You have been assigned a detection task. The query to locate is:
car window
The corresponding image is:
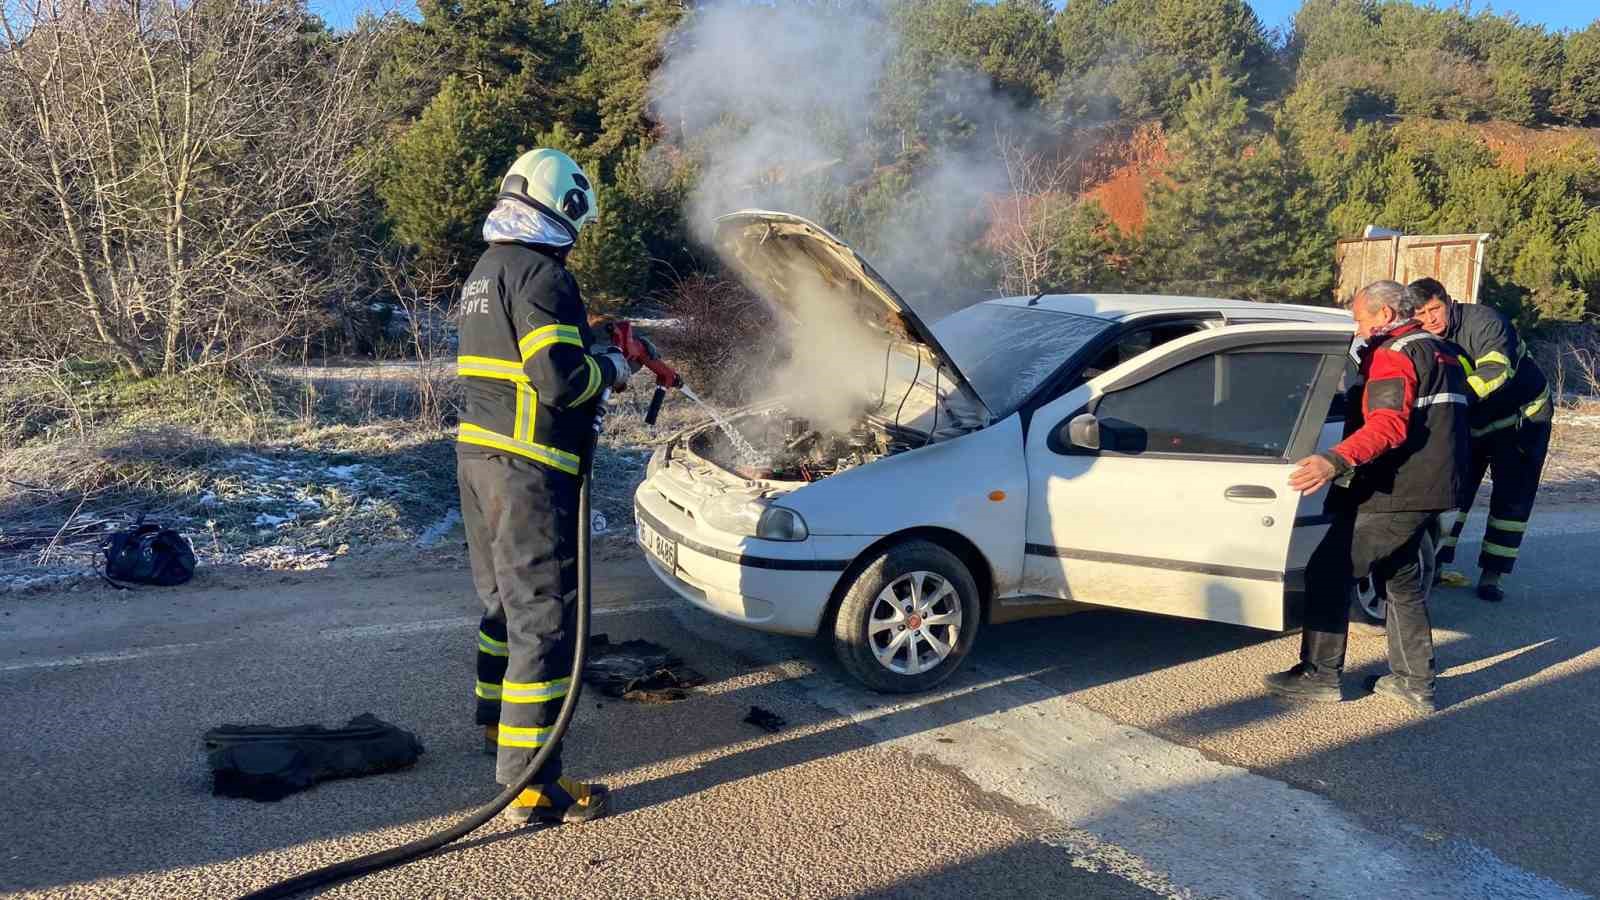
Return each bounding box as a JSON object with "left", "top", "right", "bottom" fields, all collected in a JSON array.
[
  {"left": 1093, "top": 352, "right": 1322, "bottom": 458},
  {"left": 1076, "top": 320, "right": 1213, "bottom": 384},
  {"left": 932, "top": 305, "right": 1111, "bottom": 417}
]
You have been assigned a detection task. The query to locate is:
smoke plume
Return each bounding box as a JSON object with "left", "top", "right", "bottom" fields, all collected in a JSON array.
[{"left": 649, "top": 4, "right": 1059, "bottom": 429}]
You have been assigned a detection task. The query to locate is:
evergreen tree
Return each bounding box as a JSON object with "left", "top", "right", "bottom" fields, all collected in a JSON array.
[
  {"left": 1136, "top": 69, "right": 1326, "bottom": 302},
  {"left": 378, "top": 77, "right": 525, "bottom": 275}
]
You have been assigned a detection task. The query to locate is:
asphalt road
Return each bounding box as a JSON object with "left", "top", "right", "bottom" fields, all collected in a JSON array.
[{"left": 2, "top": 506, "right": 1596, "bottom": 899}]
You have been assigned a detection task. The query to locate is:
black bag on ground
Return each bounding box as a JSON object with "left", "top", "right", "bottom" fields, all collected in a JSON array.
[
  {"left": 102, "top": 519, "right": 196, "bottom": 586},
  {"left": 204, "top": 713, "right": 425, "bottom": 802}
]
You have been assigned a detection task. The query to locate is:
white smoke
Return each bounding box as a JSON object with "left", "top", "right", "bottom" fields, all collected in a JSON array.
[
  {"left": 648, "top": 3, "right": 1062, "bottom": 431},
  {"left": 649, "top": 4, "right": 893, "bottom": 237}
]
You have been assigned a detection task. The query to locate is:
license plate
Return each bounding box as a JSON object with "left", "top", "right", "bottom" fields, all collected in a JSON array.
[{"left": 639, "top": 521, "right": 676, "bottom": 572}]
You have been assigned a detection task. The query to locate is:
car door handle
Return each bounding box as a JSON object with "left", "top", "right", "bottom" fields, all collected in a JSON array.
[{"left": 1225, "top": 485, "right": 1277, "bottom": 501}]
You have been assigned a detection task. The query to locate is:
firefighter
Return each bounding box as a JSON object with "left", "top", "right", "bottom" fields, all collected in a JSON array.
[
  {"left": 1265, "top": 280, "right": 1470, "bottom": 713},
  {"left": 1409, "top": 277, "right": 1552, "bottom": 603},
  {"left": 455, "top": 148, "right": 637, "bottom": 824}
]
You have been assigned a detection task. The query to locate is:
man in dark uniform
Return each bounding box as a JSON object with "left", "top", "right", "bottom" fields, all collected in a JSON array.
[
  {"left": 1409, "top": 277, "right": 1552, "bottom": 603},
  {"left": 1265, "top": 280, "right": 1470, "bottom": 713},
  {"left": 455, "top": 148, "right": 636, "bottom": 824}
]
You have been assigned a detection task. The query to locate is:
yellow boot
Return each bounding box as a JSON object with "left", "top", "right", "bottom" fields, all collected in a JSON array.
[
  {"left": 483, "top": 725, "right": 498, "bottom": 757},
  {"left": 503, "top": 776, "right": 611, "bottom": 825}
]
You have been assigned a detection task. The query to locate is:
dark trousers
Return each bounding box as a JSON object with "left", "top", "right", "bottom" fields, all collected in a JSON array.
[
  {"left": 1301, "top": 510, "right": 1438, "bottom": 692},
  {"left": 458, "top": 452, "right": 579, "bottom": 785},
  {"left": 1437, "top": 411, "right": 1551, "bottom": 575}
]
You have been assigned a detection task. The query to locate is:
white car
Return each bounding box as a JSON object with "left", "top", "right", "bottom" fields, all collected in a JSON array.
[{"left": 635, "top": 210, "right": 1365, "bottom": 692}]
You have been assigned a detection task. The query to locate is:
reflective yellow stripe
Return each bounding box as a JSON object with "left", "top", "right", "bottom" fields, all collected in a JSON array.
[
  {"left": 1475, "top": 350, "right": 1512, "bottom": 369},
  {"left": 457, "top": 423, "right": 580, "bottom": 474},
  {"left": 1471, "top": 414, "right": 1519, "bottom": 437},
  {"left": 1457, "top": 355, "right": 1474, "bottom": 375},
  {"left": 1523, "top": 392, "right": 1547, "bottom": 418},
  {"left": 497, "top": 723, "right": 554, "bottom": 748},
  {"left": 519, "top": 324, "right": 584, "bottom": 362},
  {"left": 475, "top": 681, "right": 503, "bottom": 700},
  {"left": 570, "top": 356, "right": 602, "bottom": 408},
  {"left": 1440, "top": 535, "right": 1459, "bottom": 547},
  {"left": 513, "top": 382, "right": 527, "bottom": 441},
  {"left": 1482, "top": 542, "right": 1520, "bottom": 558},
  {"left": 502, "top": 676, "right": 571, "bottom": 704},
  {"left": 1487, "top": 517, "right": 1528, "bottom": 533},
  {"left": 478, "top": 630, "right": 509, "bottom": 657},
  {"left": 458, "top": 355, "right": 529, "bottom": 383},
  {"left": 1467, "top": 371, "right": 1507, "bottom": 398}
]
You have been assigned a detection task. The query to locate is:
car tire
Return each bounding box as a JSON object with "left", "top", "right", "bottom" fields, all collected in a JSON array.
[
  {"left": 831, "top": 540, "right": 981, "bottom": 693},
  {"left": 1349, "top": 525, "right": 1440, "bottom": 627}
]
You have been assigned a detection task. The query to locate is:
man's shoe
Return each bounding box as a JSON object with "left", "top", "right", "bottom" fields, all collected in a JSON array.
[
  {"left": 1477, "top": 582, "right": 1505, "bottom": 603},
  {"left": 1368, "top": 674, "right": 1437, "bottom": 713},
  {"left": 1263, "top": 664, "right": 1341, "bottom": 702},
  {"left": 503, "top": 777, "right": 610, "bottom": 825},
  {"left": 1437, "top": 569, "right": 1472, "bottom": 589},
  {"left": 483, "top": 725, "right": 498, "bottom": 757}
]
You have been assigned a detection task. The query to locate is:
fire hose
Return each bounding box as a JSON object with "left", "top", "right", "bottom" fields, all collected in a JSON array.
[{"left": 239, "top": 324, "right": 676, "bottom": 899}]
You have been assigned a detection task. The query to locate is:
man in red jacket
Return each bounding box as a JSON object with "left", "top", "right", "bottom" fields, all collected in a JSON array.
[{"left": 1264, "top": 280, "right": 1471, "bottom": 713}]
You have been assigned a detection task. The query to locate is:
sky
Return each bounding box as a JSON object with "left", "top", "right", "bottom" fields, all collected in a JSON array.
[
  {"left": 306, "top": 0, "right": 1595, "bottom": 35},
  {"left": 1251, "top": 0, "right": 1597, "bottom": 32}
]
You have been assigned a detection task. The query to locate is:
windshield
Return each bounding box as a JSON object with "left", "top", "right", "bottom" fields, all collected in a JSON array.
[{"left": 932, "top": 304, "right": 1111, "bottom": 416}]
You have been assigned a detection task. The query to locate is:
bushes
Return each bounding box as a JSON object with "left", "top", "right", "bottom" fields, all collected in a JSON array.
[{"left": 651, "top": 274, "right": 778, "bottom": 405}]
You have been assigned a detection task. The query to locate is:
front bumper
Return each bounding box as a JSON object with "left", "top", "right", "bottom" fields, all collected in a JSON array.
[{"left": 633, "top": 482, "right": 846, "bottom": 636}]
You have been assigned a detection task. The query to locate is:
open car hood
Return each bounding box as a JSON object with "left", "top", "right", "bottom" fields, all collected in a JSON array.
[{"left": 712, "top": 210, "right": 992, "bottom": 423}]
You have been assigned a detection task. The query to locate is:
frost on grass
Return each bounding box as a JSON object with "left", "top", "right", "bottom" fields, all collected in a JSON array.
[
  {"left": 1, "top": 365, "right": 740, "bottom": 590},
  {"left": 0, "top": 424, "right": 457, "bottom": 587}
]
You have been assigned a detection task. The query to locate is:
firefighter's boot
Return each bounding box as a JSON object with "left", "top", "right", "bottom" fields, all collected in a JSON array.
[
  {"left": 503, "top": 777, "right": 610, "bottom": 825},
  {"left": 483, "top": 725, "right": 498, "bottom": 757},
  {"left": 1477, "top": 570, "right": 1505, "bottom": 603}
]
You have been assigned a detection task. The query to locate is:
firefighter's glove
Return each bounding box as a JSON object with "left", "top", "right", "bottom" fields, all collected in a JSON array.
[
  {"left": 635, "top": 335, "right": 660, "bottom": 362},
  {"left": 597, "top": 349, "right": 636, "bottom": 389}
]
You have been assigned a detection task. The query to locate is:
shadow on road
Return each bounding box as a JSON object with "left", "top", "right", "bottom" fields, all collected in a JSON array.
[{"left": 3, "top": 532, "right": 1596, "bottom": 896}]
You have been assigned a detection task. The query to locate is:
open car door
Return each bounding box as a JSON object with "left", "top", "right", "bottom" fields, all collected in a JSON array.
[{"left": 1021, "top": 323, "right": 1353, "bottom": 630}]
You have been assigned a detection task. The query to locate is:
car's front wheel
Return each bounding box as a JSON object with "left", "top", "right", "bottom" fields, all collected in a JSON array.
[{"left": 831, "top": 540, "right": 981, "bottom": 693}]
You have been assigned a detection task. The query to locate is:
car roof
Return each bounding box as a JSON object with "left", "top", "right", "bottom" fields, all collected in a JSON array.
[{"left": 983, "top": 292, "right": 1350, "bottom": 324}]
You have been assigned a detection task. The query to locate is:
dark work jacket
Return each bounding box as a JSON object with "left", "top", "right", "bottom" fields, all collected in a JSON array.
[
  {"left": 455, "top": 242, "right": 620, "bottom": 475},
  {"left": 1324, "top": 321, "right": 1471, "bottom": 514},
  {"left": 1438, "top": 302, "right": 1550, "bottom": 436}
]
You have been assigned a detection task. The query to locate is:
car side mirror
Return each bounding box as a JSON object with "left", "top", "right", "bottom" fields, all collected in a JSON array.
[{"left": 1065, "top": 413, "right": 1100, "bottom": 451}]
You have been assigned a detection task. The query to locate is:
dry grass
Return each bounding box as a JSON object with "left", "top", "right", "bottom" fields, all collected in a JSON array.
[
  {"left": 0, "top": 360, "right": 459, "bottom": 578},
  {"left": 1525, "top": 327, "right": 1600, "bottom": 502}
]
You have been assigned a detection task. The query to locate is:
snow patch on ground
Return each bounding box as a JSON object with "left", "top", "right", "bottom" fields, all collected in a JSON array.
[{"left": 416, "top": 508, "right": 462, "bottom": 548}]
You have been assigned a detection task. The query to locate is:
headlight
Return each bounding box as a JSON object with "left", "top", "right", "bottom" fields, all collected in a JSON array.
[
  {"left": 756, "top": 506, "right": 809, "bottom": 542},
  {"left": 699, "top": 495, "right": 809, "bottom": 542},
  {"left": 700, "top": 493, "right": 766, "bottom": 536}
]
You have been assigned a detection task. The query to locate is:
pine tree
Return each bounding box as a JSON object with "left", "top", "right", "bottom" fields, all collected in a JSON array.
[
  {"left": 1135, "top": 68, "right": 1326, "bottom": 302},
  {"left": 378, "top": 77, "right": 525, "bottom": 275}
]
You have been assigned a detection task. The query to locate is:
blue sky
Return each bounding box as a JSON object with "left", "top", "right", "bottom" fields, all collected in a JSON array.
[
  {"left": 1252, "top": 0, "right": 1596, "bottom": 32},
  {"left": 307, "top": 0, "right": 1595, "bottom": 34}
]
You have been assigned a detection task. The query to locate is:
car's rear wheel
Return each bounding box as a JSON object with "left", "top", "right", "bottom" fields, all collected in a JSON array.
[
  {"left": 831, "top": 540, "right": 980, "bottom": 693},
  {"left": 1349, "top": 523, "right": 1440, "bottom": 627}
]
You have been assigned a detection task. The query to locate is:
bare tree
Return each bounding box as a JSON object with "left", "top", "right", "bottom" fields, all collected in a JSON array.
[
  {"left": 0, "top": 0, "right": 388, "bottom": 376},
  {"left": 988, "top": 127, "right": 1085, "bottom": 297}
]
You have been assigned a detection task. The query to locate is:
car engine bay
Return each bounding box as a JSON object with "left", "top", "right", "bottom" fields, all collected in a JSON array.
[{"left": 684, "top": 408, "right": 925, "bottom": 483}]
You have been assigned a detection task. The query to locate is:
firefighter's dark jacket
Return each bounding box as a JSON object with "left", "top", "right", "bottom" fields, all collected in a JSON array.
[
  {"left": 1439, "top": 302, "right": 1549, "bottom": 436},
  {"left": 1322, "top": 321, "right": 1470, "bottom": 513},
  {"left": 455, "top": 241, "right": 620, "bottom": 475}
]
